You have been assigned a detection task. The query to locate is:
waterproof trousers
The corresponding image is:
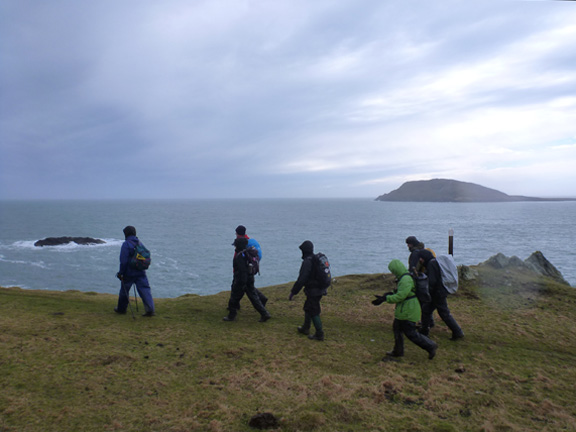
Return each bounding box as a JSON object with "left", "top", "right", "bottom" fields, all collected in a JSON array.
[
  {"left": 227, "top": 277, "right": 269, "bottom": 319},
  {"left": 392, "top": 319, "right": 436, "bottom": 356},
  {"left": 117, "top": 275, "right": 155, "bottom": 314},
  {"left": 421, "top": 288, "right": 463, "bottom": 337}
]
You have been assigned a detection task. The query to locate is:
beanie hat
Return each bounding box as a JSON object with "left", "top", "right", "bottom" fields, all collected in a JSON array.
[
  {"left": 405, "top": 236, "right": 420, "bottom": 246},
  {"left": 123, "top": 226, "right": 136, "bottom": 238},
  {"left": 417, "top": 248, "right": 434, "bottom": 265},
  {"left": 235, "top": 225, "right": 247, "bottom": 236}
]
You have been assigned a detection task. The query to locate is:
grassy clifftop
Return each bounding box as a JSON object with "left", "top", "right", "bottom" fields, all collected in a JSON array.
[{"left": 1, "top": 265, "right": 575, "bottom": 432}]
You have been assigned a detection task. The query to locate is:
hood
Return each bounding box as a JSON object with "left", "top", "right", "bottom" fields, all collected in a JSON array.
[
  {"left": 233, "top": 237, "right": 249, "bottom": 252},
  {"left": 299, "top": 240, "right": 314, "bottom": 256},
  {"left": 388, "top": 259, "right": 407, "bottom": 278}
]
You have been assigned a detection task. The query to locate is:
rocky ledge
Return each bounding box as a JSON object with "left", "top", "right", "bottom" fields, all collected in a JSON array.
[
  {"left": 459, "top": 251, "right": 569, "bottom": 286},
  {"left": 34, "top": 237, "right": 106, "bottom": 247}
]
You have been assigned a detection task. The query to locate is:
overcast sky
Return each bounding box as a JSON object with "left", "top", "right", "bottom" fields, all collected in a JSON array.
[{"left": 1, "top": 0, "right": 575, "bottom": 199}]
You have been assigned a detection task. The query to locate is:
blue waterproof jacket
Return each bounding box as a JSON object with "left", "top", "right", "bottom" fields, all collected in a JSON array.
[
  {"left": 119, "top": 235, "right": 147, "bottom": 278},
  {"left": 247, "top": 238, "right": 262, "bottom": 260}
]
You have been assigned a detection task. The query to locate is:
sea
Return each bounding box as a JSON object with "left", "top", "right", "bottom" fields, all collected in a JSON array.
[{"left": 0, "top": 199, "right": 574, "bottom": 297}]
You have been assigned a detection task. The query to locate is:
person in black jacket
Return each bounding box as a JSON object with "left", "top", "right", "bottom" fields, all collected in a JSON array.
[
  {"left": 223, "top": 237, "right": 271, "bottom": 322},
  {"left": 416, "top": 249, "right": 464, "bottom": 340},
  {"left": 288, "top": 240, "right": 326, "bottom": 341}
]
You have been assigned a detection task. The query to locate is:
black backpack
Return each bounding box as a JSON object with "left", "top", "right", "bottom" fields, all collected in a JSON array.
[
  {"left": 400, "top": 272, "right": 431, "bottom": 304},
  {"left": 243, "top": 247, "right": 260, "bottom": 275},
  {"left": 313, "top": 253, "right": 332, "bottom": 289}
]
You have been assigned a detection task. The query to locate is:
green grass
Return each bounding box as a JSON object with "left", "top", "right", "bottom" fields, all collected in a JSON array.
[{"left": 1, "top": 266, "right": 576, "bottom": 431}]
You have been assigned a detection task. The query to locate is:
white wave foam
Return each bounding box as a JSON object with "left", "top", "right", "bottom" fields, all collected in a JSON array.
[
  {"left": 8, "top": 238, "right": 123, "bottom": 251},
  {"left": 0, "top": 256, "right": 48, "bottom": 269}
]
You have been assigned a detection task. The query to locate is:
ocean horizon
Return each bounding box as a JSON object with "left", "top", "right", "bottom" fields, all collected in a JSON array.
[{"left": 1, "top": 198, "right": 574, "bottom": 298}]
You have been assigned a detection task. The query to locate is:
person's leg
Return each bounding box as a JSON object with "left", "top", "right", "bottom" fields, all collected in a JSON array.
[
  {"left": 305, "top": 296, "right": 324, "bottom": 341},
  {"left": 402, "top": 320, "right": 438, "bottom": 359},
  {"left": 245, "top": 281, "right": 270, "bottom": 321},
  {"left": 420, "top": 301, "right": 436, "bottom": 336},
  {"left": 134, "top": 276, "right": 155, "bottom": 315},
  {"left": 298, "top": 313, "right": 312, "bottom": 335},
  {"left": 115, "top": 280, "right": 131, "bottom": 313},
  {"left": 224, "top": 281, "right": 244, "bottom": 321},
  {"left": 256, "top": 289, "right": 268, "bottom": 307},
  {"left": 387, "top": 318, "right": 404, "bottom": 357},
  {"left": 435, "top": 293, "right": 464, "bottom": 339}
]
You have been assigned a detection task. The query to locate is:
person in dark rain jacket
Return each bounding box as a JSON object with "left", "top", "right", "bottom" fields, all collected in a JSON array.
[
  {"left": 234, "top": 225, "right": 267, "bottom": 307},
  {"left": 223, "top": 237, "right": 271, "bottom": 322},
  {"left": 289, "top": 240, "right": 326, "bottom": 341},
  {"left": 416, "top": 250, "right": 464, "bottom": 340}
]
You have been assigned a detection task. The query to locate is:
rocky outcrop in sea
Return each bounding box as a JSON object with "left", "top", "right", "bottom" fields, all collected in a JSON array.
[{"left": 34, "top": 237, "right": 106, "bottom": 247}]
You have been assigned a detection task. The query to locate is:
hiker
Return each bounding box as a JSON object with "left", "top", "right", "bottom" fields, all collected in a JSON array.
[
  {"left": 372, "top": 259, "right": 437, "bottom": 359},
  {"left": 288, "top": 240, "right": 327, "bottom": 341},
  {"left": 115, "top": 225, "right": 155, "bottom": 317},
  {"left": 416, "top": 250, "right": 465, "bottom": 340},
  {"left": 223, "top": 237, "right": 271, "bottom": 322},
  {"left": 406, "top": 236, "right": 435, "bottom": 273},
  {"left": 234, "top": 225, "right": 267, "bottom": 307}
]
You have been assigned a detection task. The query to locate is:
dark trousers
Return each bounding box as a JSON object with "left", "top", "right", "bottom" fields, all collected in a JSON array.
[
  {"left": 421, "top": 289, "right": 463, "bottom": 337},
  {"left": 302, "top": 295, "right": 323, "bottom": 334},
  {"left": 118, "top": 275, "right": 154, "bottom": 314},
  {"left": 392, "top": 319, "right": 436, "bottom": 355},
  {"left": 228, "top": 277, "right": 268, "bottom": 318}
]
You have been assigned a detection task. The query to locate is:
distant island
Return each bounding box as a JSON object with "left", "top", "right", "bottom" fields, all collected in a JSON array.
[{"left": 375, "top": 179, "right": 576, "bottom": 202}]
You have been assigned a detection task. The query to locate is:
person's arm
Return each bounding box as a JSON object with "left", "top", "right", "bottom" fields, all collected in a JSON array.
[
  {"left": 118, "top": 241, "right": 131, "bottom": 275},
  {"left": 290, "top": 258, "right": 312, "bottom": 298},
  {"left": 386, "top": 276, "right": 414, "bottom": 303}
]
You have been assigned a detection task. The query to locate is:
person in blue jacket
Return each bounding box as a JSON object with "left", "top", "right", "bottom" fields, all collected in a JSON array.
[{"left": 115, "top": 226, "right": 155, "bottom": 317}]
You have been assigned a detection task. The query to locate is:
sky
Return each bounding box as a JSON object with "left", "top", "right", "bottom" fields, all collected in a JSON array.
[{"left": 1, "top": 0, "right": 576, "bottom": 200}]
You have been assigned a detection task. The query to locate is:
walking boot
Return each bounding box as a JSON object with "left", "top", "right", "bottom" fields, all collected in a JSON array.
[
  {"left": 385, "top": 350, "right": 403, "bottom": 358},
  {"left": 259, "top": 313, "right": 271, "bottom": 322},
  {"left": 308, "top": 331, "right": 324, "bottom": 341},
  {"left": 222, "top": 315, "right": 236, "bottom": 322},
  {"left": 297, "top": 326, "right": 310, "bottom": 335},
  {"left": 450, "top": 332, "right": 464, "bottom": 341},
  {"left": 428, "top": 343, "right": 438, "bottom": 360}
]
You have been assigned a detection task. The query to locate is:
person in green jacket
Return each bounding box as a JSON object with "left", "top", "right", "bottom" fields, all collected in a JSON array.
[{"left": 373, "top": 259, "right": 438, "bottom": 360}]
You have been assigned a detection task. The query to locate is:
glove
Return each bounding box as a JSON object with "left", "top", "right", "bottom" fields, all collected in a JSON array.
[
  {"left": 288, "top": 293, "right": 295, "bottom": 301},
  {"left": 116, "top": 272, "right": 124, "bottom": 281},
  {"left": 372, "top": 295, "right": 386, "bottom": 306}
]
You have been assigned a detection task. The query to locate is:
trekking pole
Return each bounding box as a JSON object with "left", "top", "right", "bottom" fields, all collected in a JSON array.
[
  {"left": 123, "top": 282, "right": 136, "bottom": 320},
  {"left": 133, "top": 284, "right": 139, "bottom": 313}
]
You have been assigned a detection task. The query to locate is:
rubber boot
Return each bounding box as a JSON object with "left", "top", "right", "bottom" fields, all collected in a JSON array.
[
  {"left": 308, "top": 315, "right": 324, "bottom": 341},
  {"left": 298, "top": 314, "right": 311, "bottom": 335}
]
